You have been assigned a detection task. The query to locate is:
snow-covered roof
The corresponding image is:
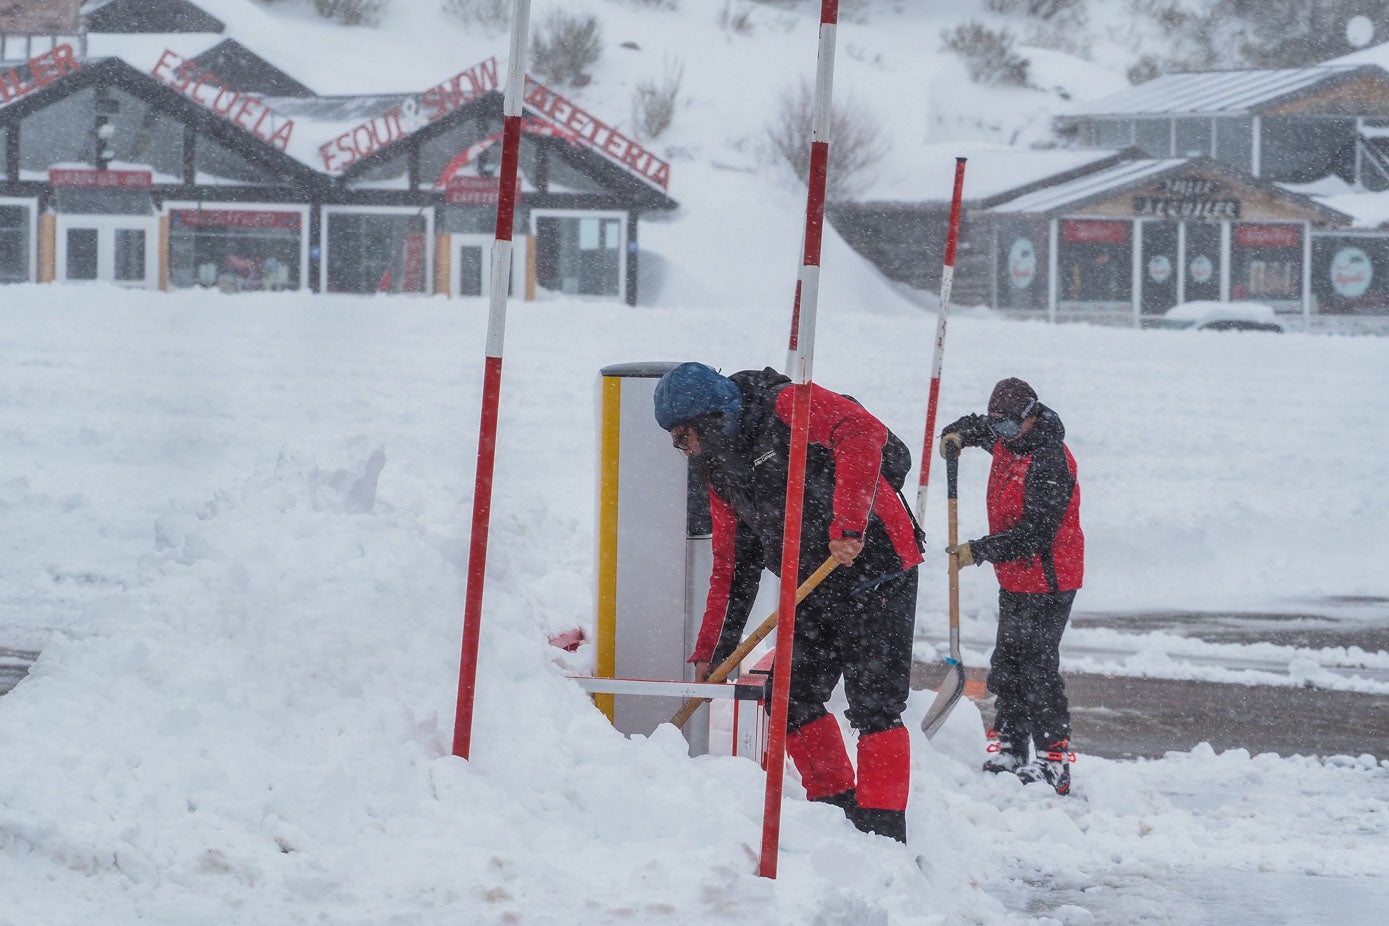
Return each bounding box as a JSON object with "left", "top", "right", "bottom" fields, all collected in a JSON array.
[
  {"left": 1075, "top": 65, "right": 1382, "bottom": 117},
  {"left": 857, "top": 145, "right": 1127, "bottom": 204},
  {"left": 986, "top": 157, "right": 1189, "bottom": 213}
]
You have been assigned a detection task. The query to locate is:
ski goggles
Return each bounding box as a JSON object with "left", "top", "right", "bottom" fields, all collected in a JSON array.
[{"left": 988, "top": 398, "right": 1036, "bottom": 440}]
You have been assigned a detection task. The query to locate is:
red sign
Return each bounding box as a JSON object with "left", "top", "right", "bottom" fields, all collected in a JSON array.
[
  {"left": 150, "top": 49, "right": 295, "bottom": 151},
  {"left": 420, "top": 58, "right": 501, "bottom": 124},
  {"left": 1062, "top": 220, "right": 1128, "bottom": 244},
  {"left": 169, "top": 209, "right": 302, "bottom": 230},
  {"left": 1236, "top": 224, "right": 1301, "bottom": 248},
  {"left": 445, "top": 176, "right": 502, "bottom": 205},
  {"left": 49, "top": 168, "right": 152, "bottom": 189},
  {"left": 523, "top": 79, "right": 671, "bottom": 190},
  {"left": 0, "top": 43, "right": 79, "bottom": 106}
]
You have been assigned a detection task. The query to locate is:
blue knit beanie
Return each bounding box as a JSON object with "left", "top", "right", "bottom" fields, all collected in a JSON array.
[{"left": 653, "top": 362, "right": 742, "bottom": 431}]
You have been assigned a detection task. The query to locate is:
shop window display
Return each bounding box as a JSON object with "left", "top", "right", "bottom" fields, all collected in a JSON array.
[
  {"left": 1230, "top": 223, "right": 1303, "bottom": 313},
  {"left": 325, "top": 211, "right": 428, "bottom": 294},
  {"left": 1057, "top": 219, "right": 1132, "bottom": 315},
  {"left": 168, "top": 209, "right": 302, "bottom": 292}
]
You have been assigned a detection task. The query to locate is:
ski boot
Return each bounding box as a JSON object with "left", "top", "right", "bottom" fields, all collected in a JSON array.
[
  {"left": 982, "top": 727, "right": 1028, "bottom": 775},
  {"left": 1016, "top": 738, "right": 1075, "bottom": 795}
]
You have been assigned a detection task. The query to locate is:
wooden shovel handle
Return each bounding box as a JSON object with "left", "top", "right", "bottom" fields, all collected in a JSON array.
[{"left": 669, "top": 556, "right": 838, "bottom": 729}]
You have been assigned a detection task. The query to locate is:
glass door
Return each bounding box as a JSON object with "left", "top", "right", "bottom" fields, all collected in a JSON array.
[
  {"left": 1140, "top": 221, "right": 1179, "bottom": 316},
  {"left": 56, "top": 217, "right": 157, "bottom": 288}
]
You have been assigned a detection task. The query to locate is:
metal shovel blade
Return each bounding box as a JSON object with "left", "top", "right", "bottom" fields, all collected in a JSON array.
[{"left": 920, "top": 659, "right": 965, "bottom": 737}]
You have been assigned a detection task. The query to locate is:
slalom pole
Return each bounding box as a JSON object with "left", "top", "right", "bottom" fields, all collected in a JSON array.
[
  {"left": 452, "top": 0, "right": 532, "bottom": 761},
  {"left": 914, "top": 157, "right": 967, "bottom": 526},
  {"left": 760, "top": 0, "right": 840, "bottom": 881}
]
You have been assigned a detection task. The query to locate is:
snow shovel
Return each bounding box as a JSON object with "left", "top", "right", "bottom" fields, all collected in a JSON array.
[
  {"left": 669, "top": 556, "right": 838, "bottom": 730},
  {"left": 920, "top": 447, "right": 965, "bottom": 738}
]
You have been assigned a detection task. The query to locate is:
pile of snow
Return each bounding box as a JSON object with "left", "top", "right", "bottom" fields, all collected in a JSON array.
[{"left": 0, "top": 285, "right": 1386, "bottom": 923}]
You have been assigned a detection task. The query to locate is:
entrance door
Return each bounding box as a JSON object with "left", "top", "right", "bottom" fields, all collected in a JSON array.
[
  {"left": 1182, "top": 222, "right": 1222, "bottom": 303},
  {"left": 56, "top": 217, "right": 158, "bottom": 288},
  {"left": 533, "top": 213, "right": 625, "bottom": 299},
  {"left": 1140, "top": 222, "right": 1179, "bottom": 316},
  {"left": 449, "top": 234, "right": 515, "bottom": 298}
]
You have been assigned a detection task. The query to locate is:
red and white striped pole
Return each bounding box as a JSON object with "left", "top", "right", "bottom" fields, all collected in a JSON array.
[
  {"left": 453, "top": 0, "right": 531, "bottom": 761},
  {"left": 760, "top": 0, "right": 840, "bottom": 880},
  {"left": 914, "top": 157, "right": 967, "bottom": 526}
]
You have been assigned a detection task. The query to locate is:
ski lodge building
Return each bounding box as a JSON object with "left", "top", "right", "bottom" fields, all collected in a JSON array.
[
  {"left": 0, "top": 0, "right": 676, "bottom": 304},
  {"left": 833, "top": 63, "right": 1389, "bottom": 332}
]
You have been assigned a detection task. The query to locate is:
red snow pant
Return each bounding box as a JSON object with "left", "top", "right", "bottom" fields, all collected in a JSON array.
[{"left": 777, "top": 567, "right": 916, "bottom": 814}]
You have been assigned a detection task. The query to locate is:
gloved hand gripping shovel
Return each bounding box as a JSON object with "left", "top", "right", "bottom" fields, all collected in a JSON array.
[
  {"left": 920, "top": 447, "right": 965, "bottom": 737},
  {"left": 669, "top": 556, "right": 838, "bottom": 730}
]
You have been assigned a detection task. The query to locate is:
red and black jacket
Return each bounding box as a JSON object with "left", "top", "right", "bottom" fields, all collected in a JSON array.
[
  {"left": 690, "top": 368, "right": 924, "bottom": 665},
  {"left": 944, "top": 406, "right": 1083, "bottom": 594}
]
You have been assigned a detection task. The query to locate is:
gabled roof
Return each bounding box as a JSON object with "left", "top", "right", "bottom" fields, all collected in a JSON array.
[
  {"left": 83, "top": 0, "right": 224, "bottom": 34},
  {"left": 191, "top": 39, "right": 315, "bottom": 97},
  {"left": 1072, "top": 65, "right": 1389, "bottom": 117},
  {"left": 0, "top": 55, "right": 319, "bottom": 188},
  {"left": 984, "top": 156, "right": 1352, "bottom": 225}
]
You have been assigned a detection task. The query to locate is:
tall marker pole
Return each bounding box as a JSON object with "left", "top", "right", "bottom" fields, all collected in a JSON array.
[
  {"left": 760, "top": 0, "right": 840, "bottom": 880},
  {"left": 914, "top": 157, "right": 967, "bottom": 525},
  {"left": 916, "top": 158, "right": 969, "bottom": 739},
  {"left": 453, "top": 0, "right": 532, "bottom": 761}
]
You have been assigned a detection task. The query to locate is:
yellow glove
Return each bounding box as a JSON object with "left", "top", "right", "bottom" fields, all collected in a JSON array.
[
  {"left": 939, "top": 432, "right": 964, "bottom": 459},
  {"left": 946, "top": 541, "right": 975, "bottom": 567}
]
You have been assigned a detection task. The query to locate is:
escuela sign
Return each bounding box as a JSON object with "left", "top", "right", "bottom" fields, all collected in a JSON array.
[{"left": 0, "top": 0, "right": 81, "bottom": 33}]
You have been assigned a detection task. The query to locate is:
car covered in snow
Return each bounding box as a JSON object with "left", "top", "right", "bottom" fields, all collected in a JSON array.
[{"left": 1151, "top": 300, "right": 1286, "bottom": 333}]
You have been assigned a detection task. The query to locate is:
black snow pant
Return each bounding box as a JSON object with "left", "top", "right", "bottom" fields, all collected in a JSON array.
[
  {"left": 987, "top": 588, "right": 1076, "bottom": 759},
  {"left": 768, "top": 567, "right": 918, "bottom": 735}
]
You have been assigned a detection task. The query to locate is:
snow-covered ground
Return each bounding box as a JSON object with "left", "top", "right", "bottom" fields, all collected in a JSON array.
[
  {"left": 1, "top": 277, "right": 1387, "bottom": 925},
  {"left": 1, "top": 1, "right": 1387, "bottom": 923}
]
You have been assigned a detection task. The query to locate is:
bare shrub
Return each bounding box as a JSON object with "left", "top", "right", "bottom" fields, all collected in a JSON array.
[
  {"left": 312, "top": 0, "right": 385, "bottom": 26},
  {"left": 530, "top": 10, "right": 603, "bottom": 87},
  {"left": 441, "top": 0, "right": 510, "bottom": 29},
  {"left": 941, "top": 22, "right": 1030, "bottom": 88},
  {"left": 718, "top": 1, "right": 755, "bottom": 34},
  {"left": 631, "top": 59, "right": 684, "bottom": 140},
  {"left": 767, "top": 80, "right": 889, "bottom": 201},
  {"left": 984, "top": 0, "right": 1085, "bottom": 18}
]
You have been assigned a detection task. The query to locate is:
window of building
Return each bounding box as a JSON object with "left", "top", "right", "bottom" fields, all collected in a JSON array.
[
  {"left": 1230, "top": 223, "right": 1302, "bottom": 313},
  {"left": 1174, "top": 118, "right": 1212, "bottom": 158},
  {"left": 195, "top": 133, "right": 279, "bottom": 185},
  {"left": 65, "top": 227, "right": 99, "bottom": 280},
  {"left": 20, "top": 86, "right": 96, "bottom": 171},
  {"left": 167, "top": 209, "right": 303, "bottom": 291},
  {"left": 1214, "top": 118, "right": 1253, "bottom": 173},
  {"left": 0, "top": 204, "right": 31, "bottom": 283},
  {"left": 1259, "top": 117, "right": 1355, "bottom": 183},
  {"left": 419, "top": 117, "right": 493, "bottom": 187},
  {"left": 1310, "top": 235, "right": 1389, "bottom": 315},
  {"left": 1056, "top": 219, "right": 1132, "bottom": 315},
  {"left": 324, "top": 210, "right": 429, "bottom": 294},
  {"left": 1134, "top": 119, "right": 1171, "bottom": 157},
  {"left": 994, "top": 218, "right": 1047, "bottom": 311},
  {"left": 107, "top": 87, "right": 184, "bottom": 181},
  {"left": 534, "top": 213, "right": 623, "bottom": 298},
  {"left": 346, "top": 149, "right": 410, "bottom": 190},
  {"left": 1094, "top": 119, "right": 1132, "bottom": 149}
]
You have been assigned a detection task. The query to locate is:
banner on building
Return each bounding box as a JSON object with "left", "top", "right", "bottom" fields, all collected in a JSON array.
[{"left": 0, "top": 0, "right": 81, "bottom": 33}]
